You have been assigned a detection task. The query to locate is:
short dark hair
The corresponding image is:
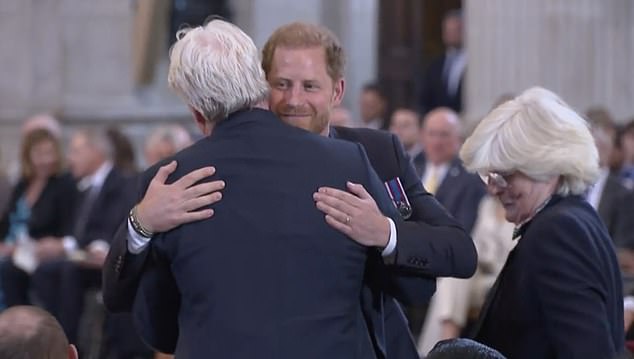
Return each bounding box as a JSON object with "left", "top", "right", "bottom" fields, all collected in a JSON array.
[
  {"left": 426, "top": 338, "right": 507, "bottom": 359},
  {"left": 0, "top": 306, "right": 70, "bottom": 359}
]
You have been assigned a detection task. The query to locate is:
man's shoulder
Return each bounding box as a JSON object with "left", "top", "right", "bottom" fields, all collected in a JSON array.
[{"left": 332, "top": 126, "right": 395, "bottom": 150}]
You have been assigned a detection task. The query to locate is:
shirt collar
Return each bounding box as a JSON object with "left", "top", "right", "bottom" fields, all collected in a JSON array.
[{"left": 77, "top": 161, "right": 113, "bottom": 192}]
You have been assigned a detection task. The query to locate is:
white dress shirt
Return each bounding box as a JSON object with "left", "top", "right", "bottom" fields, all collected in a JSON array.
[{"left": 128, "top": 211, "right": 398, "bottom": 257}]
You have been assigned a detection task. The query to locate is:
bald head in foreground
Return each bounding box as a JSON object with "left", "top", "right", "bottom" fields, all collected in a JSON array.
[{"left": 0, "top": 306, "right": 78, "bottom": 359}]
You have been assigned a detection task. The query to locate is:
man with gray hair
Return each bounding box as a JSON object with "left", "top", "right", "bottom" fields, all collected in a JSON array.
[
  {"left": 110, "top": 19, "right": 409, "bottom": 358},
  {"left": 0, "top": 305, "right": 78, "bottom": 359}
]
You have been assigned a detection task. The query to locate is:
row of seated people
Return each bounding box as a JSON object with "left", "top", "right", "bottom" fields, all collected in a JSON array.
[{"left": 0, "top": 115, "right": 193, "bottom": 358}]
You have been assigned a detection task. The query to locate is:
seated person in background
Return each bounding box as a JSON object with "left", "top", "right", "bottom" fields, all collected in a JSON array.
[
  {"left": 0, "top": 129, "right": 75, "bottom": 310},
  {"left": 587, "top": 120, "right": 634, "bottom": 247},
  {"left": 329, "top": 105, "right": 352, "bottom": 127},
  {"left": 388, "top": 107, "right": 422, "bottom": 161},
  {"left": 418, "top": 196, "right": 515, "bottom": 355},
  {"left": 143, "top": 124, "right": 193, "bottom": 167},
  {"left": 619, "top": 120, "right": 634, "bottom": 191},
  {"left": 106, "top": 126, "right": 139, "bottom": 175},
  {"left": 0, "top": 305, "right": 78, "bottom": 359},
  {"left": 6, "top": 113, "right": 63, "bottom": 184}
]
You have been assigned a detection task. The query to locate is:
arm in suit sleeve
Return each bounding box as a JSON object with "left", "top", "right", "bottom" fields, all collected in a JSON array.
[
  {"left": 358, "top": 143, "right": 437, "bottom": 305},
  {"left": 529, "top": 215, "right": 620, "bottom": 358},
  {"left": 102, "top": 170, "right": 157, "bottom": 312},
  {"left": 102, "top": 220, "right": 152, "bottom": 312},
  {"left": 389, "top": 134, "right": 478, "bottom": 278},
  {"left": 132, "top": 237, "right": 180, "bottom": 354}
]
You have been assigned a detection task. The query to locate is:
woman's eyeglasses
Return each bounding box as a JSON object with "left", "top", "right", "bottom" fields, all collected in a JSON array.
[{"left": 479, "top": 172, "right": 512, "bottom": 189}]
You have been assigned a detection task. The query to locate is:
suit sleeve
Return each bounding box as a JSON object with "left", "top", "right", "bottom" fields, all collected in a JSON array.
[
  {"left": 356, "top": 143, "right": 437, "bottom": 305},
  {"left": 389, "top": 134, "right": 478, "bottom": 278},
  {"left": 102, "top": 170, "right": 156, "bottom": 313},
  {"left": 132, "top": 238, "right": 180, "bottom": 353},
  {"left": 529, "top": 215, "right": 620, "bottom": 358},
  {"left": 102, "top": 220, "right": 152, "bottom": 312}
]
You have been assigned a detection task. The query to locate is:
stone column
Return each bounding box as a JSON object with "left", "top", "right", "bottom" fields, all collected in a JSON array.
[{"left": 464, "top": 0, "right": 634, "bottom": 123}]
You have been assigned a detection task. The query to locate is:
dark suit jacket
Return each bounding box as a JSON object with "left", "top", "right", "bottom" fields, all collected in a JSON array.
[
  {"left": 74, "top": 167, "right": 135, "bottom": 247},
  {"left": 598, "top": 174, "right": 634, "bottom": 247},
  {"left": 103, "top": 123, "right": 476, "bottom": 359},
  {"left": 0, "top": 173, "right": 76, "bottom": 241},
  {"left": 475, "top": 195, "right": 625, "bottom": 359},
  {"left": 413, "top": 155, "right": 486, "bottom": 234},
  {"left": 332, "top": 127, "right": 477, "bottom": 358},
  {"left": 420, "top": 53, "right": 463, "bottom": 115},
  {"left": 130, "top": 109, "right": 407, "bottom": 358}
]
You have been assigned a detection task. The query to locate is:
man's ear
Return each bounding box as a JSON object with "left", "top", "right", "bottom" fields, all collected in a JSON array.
[
  {"left": 190, "top": 107, "right": 210, "bottom": 135},
  {"left": 69, "top": 344, "right": 78, "bottom": 359},
  {"left": 332, "top": 78, "right": 345, "bottom": 106}
]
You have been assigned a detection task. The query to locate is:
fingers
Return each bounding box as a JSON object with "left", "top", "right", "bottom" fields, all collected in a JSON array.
[
  {"left": 153, "top": 161, "right": 178, "bottom": 184},
  {"left": 176, "top": 166, "right": 216, "bottom": 189},
  {"left": 346, "top": 181, "right": 372, "bottom": 200},
  {"left": 184, "top": 180, "right": 225, "bottom": 198},
  {"left": 182, "top": 192, "right": 222, "bottom": 212},
  {"left": 324, "top": 214, "right": 352, "bottom": 235},
  {"left": 179, "top": 209, "right": 215, "bottom": 224},
  {"left": 315, "top": 187, "right": 360, "bottom": 210},
  {"left": 315, "top": 198, "right": 351, "bottom": 225}
]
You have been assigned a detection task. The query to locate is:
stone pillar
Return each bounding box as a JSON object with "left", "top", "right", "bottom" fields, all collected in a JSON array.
[{"left": 464, "top": 0, "right": 634, "bottom": 123}]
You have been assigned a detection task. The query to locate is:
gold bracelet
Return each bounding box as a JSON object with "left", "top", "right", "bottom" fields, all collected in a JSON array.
[{"left": 129, "top": 205, "right": 154, "bottom": 238}]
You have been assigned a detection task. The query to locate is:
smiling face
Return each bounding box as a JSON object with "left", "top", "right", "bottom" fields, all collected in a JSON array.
[
  {"left": 485, "top": 171, "right": 559, "bottom": 224},
  {"left": 267, "top": 46, "right": 344, "bottom": 136}
]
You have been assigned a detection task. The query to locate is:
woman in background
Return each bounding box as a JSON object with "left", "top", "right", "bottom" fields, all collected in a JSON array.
[{"left": 0, "top": 128, "right": 75, "bottom": 309}]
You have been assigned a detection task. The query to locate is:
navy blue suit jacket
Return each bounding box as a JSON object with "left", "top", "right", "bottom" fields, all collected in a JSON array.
[
  {"left": 332, "top": 127, "right": 476, "bottom": 359},
  {"left": 475, "top": 195, "right": 625, "bottom": 358},
  {"left": 103, "top": 123, "right": 476, "bottom": 359},
  {"left": 132, "top": 109, "right": 404, "bottom": 358}
]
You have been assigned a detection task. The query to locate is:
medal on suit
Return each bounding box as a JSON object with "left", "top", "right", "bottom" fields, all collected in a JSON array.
[{"left": 384, "top": 177, "right": 412, "bottom": 220}]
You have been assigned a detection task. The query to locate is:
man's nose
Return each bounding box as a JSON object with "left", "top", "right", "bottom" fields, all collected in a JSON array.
[{"left": 284, "top": 86, "right": 305, "bottom": 106}]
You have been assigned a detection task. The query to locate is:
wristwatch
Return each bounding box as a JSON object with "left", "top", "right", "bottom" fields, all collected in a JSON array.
[{"left": 129, "top": 205, "right": 154, "bottom": 238}]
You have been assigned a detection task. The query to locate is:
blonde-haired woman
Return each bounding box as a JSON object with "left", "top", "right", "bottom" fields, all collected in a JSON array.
[{"left": 461, "top": 87, "right": 625, "bottom": 358}]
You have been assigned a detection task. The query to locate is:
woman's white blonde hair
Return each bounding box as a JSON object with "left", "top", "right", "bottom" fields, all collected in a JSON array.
[
  {"left": 459, "top": 87, "right": 599, "bottom": 195},
  {"left": 168, "top": 19, "right": 269, "bottom": 123}
]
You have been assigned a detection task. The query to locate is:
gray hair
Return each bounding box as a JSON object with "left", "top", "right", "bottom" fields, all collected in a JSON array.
[
  {"left": 459, "top": 87, "right": 599, "bottom": 196},
  {"left": 75, "top": 129, "right": 113, "bottom": 160},
  {"left": 145, "top": 124, "right": 192, "bottom": 152},
  {"left": 168, "top": 19, "right": 269, "bottom": 123}
]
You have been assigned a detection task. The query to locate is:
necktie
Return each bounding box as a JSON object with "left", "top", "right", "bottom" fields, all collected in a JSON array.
[
  {"left": 424, "top": 168, "right": 439, "bottom": 195},
  {"left": 73, "top": 185, "right": 99, "bottom": 244}
]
